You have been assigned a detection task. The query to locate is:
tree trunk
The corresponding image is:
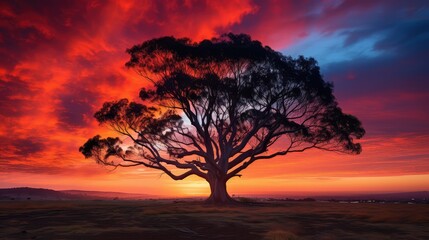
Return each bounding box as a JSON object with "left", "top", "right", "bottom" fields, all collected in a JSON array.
[{"left": 205, "top": 177, "right": 235, "bottom": 204}]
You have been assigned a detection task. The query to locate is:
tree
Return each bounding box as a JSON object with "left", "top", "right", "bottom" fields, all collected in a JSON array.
[{"left": 80, "top": 33, "right": 365, "bottom": 204}]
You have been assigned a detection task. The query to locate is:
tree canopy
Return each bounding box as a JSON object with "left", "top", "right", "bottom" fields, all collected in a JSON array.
[{"left": 80, "top": 33, "right": 365, "bottom": 204}]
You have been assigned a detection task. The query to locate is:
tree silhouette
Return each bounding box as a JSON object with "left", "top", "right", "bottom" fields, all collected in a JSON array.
[{"left": 80, "top": 33, "right": 365, "bottom": 204}]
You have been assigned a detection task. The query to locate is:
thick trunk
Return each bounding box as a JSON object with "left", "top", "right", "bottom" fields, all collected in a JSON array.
[{"left": 205, "top": 177, "right": 235, "bottom": 204}]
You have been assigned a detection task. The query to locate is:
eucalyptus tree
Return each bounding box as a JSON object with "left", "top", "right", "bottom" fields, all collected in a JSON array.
[{"left": 80, "top": 33, "right": 365, "bottom": 204}]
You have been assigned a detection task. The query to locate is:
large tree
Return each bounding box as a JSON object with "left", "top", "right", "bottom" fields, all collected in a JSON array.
[{"left": 80, "top": 33, "right": 365, "bottom": 204}]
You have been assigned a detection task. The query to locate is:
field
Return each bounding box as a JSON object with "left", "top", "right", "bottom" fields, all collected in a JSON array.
[{"left": 1, "top": 200, "right": 429, "bottom": 239}]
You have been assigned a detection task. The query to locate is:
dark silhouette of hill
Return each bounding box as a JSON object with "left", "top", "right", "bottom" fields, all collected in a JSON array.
[
  {"left": 61, "top": 190, "right": 154, "bottom": 200},
  {"left": 0, "top": 187, "right": 153, "bottom": 200},
  {"left": 312, "top": 191, "right": 429, "bottom": 202},
  {"left": 0, "top": 187, "right": 78, "bottom": 200}
]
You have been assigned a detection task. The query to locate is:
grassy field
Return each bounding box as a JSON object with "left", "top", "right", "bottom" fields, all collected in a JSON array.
[{"left": 1, "top": 200, "right": 428, "bottom": 239}]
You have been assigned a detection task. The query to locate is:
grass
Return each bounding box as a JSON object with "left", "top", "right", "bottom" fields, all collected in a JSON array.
[{"left": 0, "top": 200, "right": 428, "bottom": 239}]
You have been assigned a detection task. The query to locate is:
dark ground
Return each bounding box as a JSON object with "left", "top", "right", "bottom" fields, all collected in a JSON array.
[{"left": 1, "top": 200, "right": 428, "bottom": 239}]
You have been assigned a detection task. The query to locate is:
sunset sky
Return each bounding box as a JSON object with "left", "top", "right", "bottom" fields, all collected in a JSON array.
[{"left": 1, "top": 0, "right": 428, "bottom": 197}]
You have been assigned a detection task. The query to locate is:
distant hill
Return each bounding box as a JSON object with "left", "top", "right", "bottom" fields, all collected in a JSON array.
[
  {"left": 243, "top": 191, "right": 429, "bottom": 202},
  {"left": 0, "top": 187, "right": 153, "bottom": 200},
  {"left": 312, "top": 191, "right": 429, "bottom": 201},
  {"left": 61, "top": 190, "right": 154, "bottom": 200},
  {"left": 0, "top": 187, "right": 78, "bottom": 200}
]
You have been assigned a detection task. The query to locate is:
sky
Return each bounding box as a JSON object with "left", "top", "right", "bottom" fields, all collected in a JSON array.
[{"left": 1, "top": 0, "right": 428, "bottom": 197}]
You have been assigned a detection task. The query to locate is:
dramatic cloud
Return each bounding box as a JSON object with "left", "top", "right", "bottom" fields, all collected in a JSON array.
[{"left": 0, "top": 0, "right": 428, "bottom": 194}]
